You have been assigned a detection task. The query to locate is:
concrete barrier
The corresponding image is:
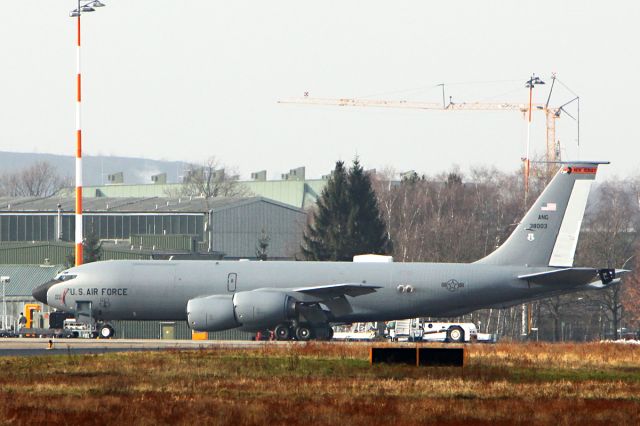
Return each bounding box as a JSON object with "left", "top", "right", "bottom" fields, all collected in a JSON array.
[{"left": 370, "top": 346, "right": 465, "bottom": 367}]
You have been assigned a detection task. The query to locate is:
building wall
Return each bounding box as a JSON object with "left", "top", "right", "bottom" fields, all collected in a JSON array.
[
  {"left": 0, "top": 213, "right": 205, "bottom": 243},
  {"left": 213, "top": 201, "right": 305, "bottom": 258},
  {"left": 111, "top": 320, "right": 254, "bottom": 340}
]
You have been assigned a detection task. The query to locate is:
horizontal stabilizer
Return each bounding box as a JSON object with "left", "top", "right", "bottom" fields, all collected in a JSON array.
[
  {"left": 586, "top": 278, "right": 622, "bottom": 290},
  {"left": 518, "top": 268, "right": 629, "bottom": 286}
]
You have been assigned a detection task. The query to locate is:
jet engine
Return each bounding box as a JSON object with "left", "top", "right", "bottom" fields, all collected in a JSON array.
[
  {"left": 187, "top": 295, "right": 239, "bottom": 332},
  {"left": 187, "top": 290, "right": 297, "bottom": 332}
]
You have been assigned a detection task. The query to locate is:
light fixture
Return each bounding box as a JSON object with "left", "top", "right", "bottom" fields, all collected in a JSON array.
[{"left": 525, "top": 75, "right": 545, "bottom": 88}]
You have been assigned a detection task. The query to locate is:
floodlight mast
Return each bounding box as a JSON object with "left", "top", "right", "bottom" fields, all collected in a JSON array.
[
  {"left": 69, "top": 0, "right": 105, "bottom": 266},
  {"left": 524, "top": 74, "right": 545, "bottom": 201}
]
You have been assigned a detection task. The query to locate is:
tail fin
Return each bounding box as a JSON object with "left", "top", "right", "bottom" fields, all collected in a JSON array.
[{"left": 477, "top": 162, "right": 607, "bottom": 267}]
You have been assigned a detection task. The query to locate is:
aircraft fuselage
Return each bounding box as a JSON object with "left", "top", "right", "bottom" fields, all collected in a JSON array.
[{"left": 44, "top": 259, "right": 574, "bottom": 325}]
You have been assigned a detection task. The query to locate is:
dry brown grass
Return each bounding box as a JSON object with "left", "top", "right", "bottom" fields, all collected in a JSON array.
[{"left": 1, "top": 342, "right": 639, "bottom": 425}]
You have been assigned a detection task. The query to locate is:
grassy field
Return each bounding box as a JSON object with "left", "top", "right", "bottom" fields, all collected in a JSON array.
[{"left": 1, "top": 342, "right": 640, "bottom": 425}]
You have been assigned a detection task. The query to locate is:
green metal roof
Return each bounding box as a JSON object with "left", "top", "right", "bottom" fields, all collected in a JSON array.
[
  {"left": 0, "top": 264, "right": 64, "bottom": 296},
  {"left": 58, "top": 179, "right": 328, "bottom": 209}
]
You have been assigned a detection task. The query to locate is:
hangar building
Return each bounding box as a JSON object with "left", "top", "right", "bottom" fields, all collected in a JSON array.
[{"left": 0, "top": 196, "right": 306, "bottom": 261}]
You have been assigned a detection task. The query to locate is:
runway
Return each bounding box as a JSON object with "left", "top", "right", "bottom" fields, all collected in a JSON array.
[{"left": 0, "top": 338, "right": 275, "bottom": 356}]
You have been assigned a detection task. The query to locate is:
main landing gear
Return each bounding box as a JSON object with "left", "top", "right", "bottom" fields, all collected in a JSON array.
[{"left": 273, "top": 322, "right": 333, "bottom": 341}]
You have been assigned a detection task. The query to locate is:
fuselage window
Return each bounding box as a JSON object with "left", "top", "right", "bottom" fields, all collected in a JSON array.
[{"left": 56, "top": 274, "right": 78, "bottom": 282}]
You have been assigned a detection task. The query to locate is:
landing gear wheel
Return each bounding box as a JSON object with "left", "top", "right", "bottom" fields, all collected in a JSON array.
[
  {"left": 99, "top": 324, "right": 115, "bottom": 339},
  {"left": 314, "top": 326, "right": 334, "bottom": 341},
  {"left": 295, "top": 325, "right": 313, "bottom": 341},
  {"left": 274, "top": 324, "right": 291, "bottom": 341},
  {"left": 446, "top": 326, "right": 464, "bottom": 343},
  {"left": 325, "top": 326, "right": 334, "bottom": 340}
]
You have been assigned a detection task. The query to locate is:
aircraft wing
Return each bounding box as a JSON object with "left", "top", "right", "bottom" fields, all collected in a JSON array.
[
  {"left": 518, "top": 268, "right": 630, "bottom": 286},
  {"left": 292, "top": 283, "right": 382, "bottom": 298},
  {"left": 271, "top": 283, "right": 383, "bottom": 319}
]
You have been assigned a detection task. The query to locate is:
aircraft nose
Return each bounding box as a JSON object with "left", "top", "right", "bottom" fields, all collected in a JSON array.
[{"left": 32, "top": 279, "right": 59, "bottom": 304}]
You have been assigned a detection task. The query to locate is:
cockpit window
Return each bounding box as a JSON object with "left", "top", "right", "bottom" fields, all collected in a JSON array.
[{"left": 56, "top": 274, "right": 77, "bottom": 282}]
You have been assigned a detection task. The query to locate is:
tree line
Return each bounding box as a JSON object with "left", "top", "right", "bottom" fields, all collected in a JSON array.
[
  {"left": 0, "top": 161, "right": 70, "bottom": 197},
  {"left": 303, "top": 159, "right": 640, "bottom": 341}
]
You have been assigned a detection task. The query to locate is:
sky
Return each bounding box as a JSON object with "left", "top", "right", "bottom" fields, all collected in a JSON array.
[{"left": 0, "top": 1, "right": 638, "bottom": 181}]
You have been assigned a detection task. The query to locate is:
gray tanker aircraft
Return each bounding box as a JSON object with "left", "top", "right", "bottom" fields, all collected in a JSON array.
[{"left": 33, "top": 161, "right": 626, "bottom": 340}]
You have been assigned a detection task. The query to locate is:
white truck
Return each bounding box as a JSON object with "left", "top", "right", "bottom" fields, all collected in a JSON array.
[
  {"left": 386, "top": 319, "right": 478, "bottom": 343},
  {"left": 332, "top": 322, "right": 378, "bottom": 341}
]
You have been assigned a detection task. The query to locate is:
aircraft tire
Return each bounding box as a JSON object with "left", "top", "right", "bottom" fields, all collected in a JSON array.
[
  {"left": 446, "top": 326, "right": 465, "bottom": 343},
  {"left": 325, "top": 326, "right": 334, "bottom": 340},
  {"left": 313, "top": 326, "right": 334, "bottom": 341},
  {"left": 100, "top": 324, "right": 115, "bottom": 339},
  {"left": 295, "top": 325, "right": 313, "bottom": 341},
  {"left": 274, "top": 324, "right": 291, "bottom": 341}
]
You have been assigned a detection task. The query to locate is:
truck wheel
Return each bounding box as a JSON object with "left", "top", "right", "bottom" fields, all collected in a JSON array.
[
  {"left": 100, "top": 325, "right": 115, "bottom": 339},
  {"left": 446, "top": 326, "right": 465, "bottom": 343},
  {"left": 274, "top": 324, "right": 291, "bottom": 341}
]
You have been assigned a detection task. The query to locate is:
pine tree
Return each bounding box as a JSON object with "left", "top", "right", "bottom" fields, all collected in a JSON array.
[
  {"left": 346, "top": 159, "right": 389, "bottom": 256},
  {"left": 255, "top": 228, "right": 270, "bottom": 261},
  {"left": 302, "top": 161, "right": 350, "bottom": 260},
  {"left": 302, "top": 159, "right": 389, "bottom": 260},
  {"left": 65, "top": 232, "right": 103, "bottom": 267}
]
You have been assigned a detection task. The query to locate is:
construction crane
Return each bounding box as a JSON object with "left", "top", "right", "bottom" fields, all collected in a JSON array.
[{"left": 279, "top": 96, "right": 562, "bottom": 166}]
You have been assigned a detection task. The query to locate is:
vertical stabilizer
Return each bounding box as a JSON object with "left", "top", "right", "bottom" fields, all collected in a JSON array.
[{"left": 476, "top": 162, "right": 605, "bottom": 267}]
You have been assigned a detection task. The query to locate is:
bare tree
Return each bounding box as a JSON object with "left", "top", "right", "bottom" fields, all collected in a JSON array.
[
  {"left": 575, "top": 179, "right": 640, "bottom": 339},
  {"left": 0, "top": 161, "right": 70, "bottom": 197},
  {"left": 178, "top": 157, "right": 249, "bottom": 199},
  {"left": 373, "top": 162, "right": 640, "bottom": 341}
]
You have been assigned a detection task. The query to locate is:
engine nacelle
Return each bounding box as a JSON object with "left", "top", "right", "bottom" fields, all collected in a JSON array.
[
  {"left": 233, "top": 290, "right": 297, "bottom": 330},
  {"left": 187, "top": 295, "right": 239, "bottom": 332},
  {"left": 187, "top": 290, "right": 297, "bottom": 332}
]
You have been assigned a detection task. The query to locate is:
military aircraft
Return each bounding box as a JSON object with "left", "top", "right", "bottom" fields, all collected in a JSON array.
[{"left": 33, "top": 161, "right": 626, "bottom": 340}]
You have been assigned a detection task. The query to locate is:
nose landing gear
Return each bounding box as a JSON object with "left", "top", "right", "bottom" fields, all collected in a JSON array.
[{"left": 99, "top": 323, "right": 115, "bottom": 339}]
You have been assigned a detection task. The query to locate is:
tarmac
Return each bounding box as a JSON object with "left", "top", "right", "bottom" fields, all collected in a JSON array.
[{"left": 0, "top": 338, "right": 276, "bottom": 356}]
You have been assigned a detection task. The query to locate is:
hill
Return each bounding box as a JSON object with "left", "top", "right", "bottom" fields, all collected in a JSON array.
[{"left": 0, "top": 151, "right": 188, "bottom": 186}]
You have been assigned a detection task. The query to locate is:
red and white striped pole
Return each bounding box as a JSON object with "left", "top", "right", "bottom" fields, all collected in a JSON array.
[
  {"left": 70, "top": 1, "right": 104, "bottom": 266},
  {"left": 75, "top": 5, "right": 84, "bottom": 266}
]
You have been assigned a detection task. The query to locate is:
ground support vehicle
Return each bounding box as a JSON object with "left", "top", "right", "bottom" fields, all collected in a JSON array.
[
  {"left": 332, "top": 322, "right": 378, "bottom": 341},
  {"left": 386, "top": 319, "right": 478, "bottom": 343},
  {"left": 0, "top": 328, "right": 16, "bottom": 337},
  {"left": 11, "top": 318, "right": 99, "bottom": 339}
]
